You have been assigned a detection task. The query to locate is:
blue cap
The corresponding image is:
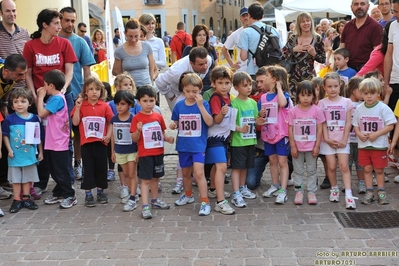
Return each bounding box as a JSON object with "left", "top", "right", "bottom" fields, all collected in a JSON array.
[{"left": 240, "top": 7, "right": 248, "bottom": 16}]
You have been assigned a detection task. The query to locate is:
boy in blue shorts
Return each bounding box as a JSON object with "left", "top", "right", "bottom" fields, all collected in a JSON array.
[{"left": 171, "top": 73, "right": 214, "bottom": 216}]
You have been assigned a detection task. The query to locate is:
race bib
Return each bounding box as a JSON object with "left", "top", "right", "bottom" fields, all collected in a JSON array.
[
  {"left": 25, "top": 122, "right": 41, "bottom": 144},
  {"left": 113, "top": 122, "right": 132, "bottom": 145},
  {"left": 241, "top": 117, "right": 256, "bottom": 139},
  {"left": 293, "top": 118, "right": 316, "bottom": 141},
  {"left": 325, "top": 106, "right": 345, "bottom": 132},
  {"left": 359, "top": 116, "right": 383, "bottom": 134},
  {"left": 178, "top": 114, "right": 201, "bottom": 137},
  {"left": 82, "top": 116, "right": 105, "bottom": 139},
  {"left": 142, "top": 121, "right": 164, "bottom": 149},
  {"left": 262, "top": 102, "right": 278, "bottom": 124}
]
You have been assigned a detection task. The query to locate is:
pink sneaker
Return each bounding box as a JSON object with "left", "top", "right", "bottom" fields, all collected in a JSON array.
[
  {"left": 307, "top": 193, "right": 318, "bottom": 205},
  {"left": 294, "top": 191, "right": 303, "bottom": 205}
]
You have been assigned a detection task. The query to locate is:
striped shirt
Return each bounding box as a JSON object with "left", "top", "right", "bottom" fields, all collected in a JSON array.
[{"left": 0, "top": 23, "right": 30, "bottom": 59}]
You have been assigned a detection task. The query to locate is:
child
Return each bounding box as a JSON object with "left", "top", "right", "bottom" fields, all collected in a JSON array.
[
  {"left": 2, "top": 88, "right": 43, "bottom": 213},
  {"left": 110, "top": 90, "right": 139, "bottom": 211},
  {"left": 108, "top": 73, "right": 138, "bottom": 201},
  {"left": 259, "top": 65, "right": 291, "bottom": 204},
  {"left": 346, "top": 76, "right": 366, "bottom": 194},
  {"left": 364, "top": 70, "right": 392, "bottom": 105},
  {"left": 288, "top": 81, "right": 325, "bottom": 205},
  {"left": 71, "top": 76, "right": 114, "bottom": 207},
  {"left": 205, "top": 66, "right": 235, "bottom": 215},
  {"left": 131, "top": 85, "right": 174, "bottom": 219},
  {"left": 171, "top": 73, "right": 213, "bottom": 216},
  {"left": 318, "top": 72, "right": 356, "bottom": 209},
  {"left": 230, "top": 71, "right": 260, "bottom": 208},
  {"left": 353, "top": 78, "right": 396, "bottom": 205},
  {"left": 37, "top": 70, "right": 76, "bottom": 209},
  {"left": 333, "top": 48, "right": 357, "bottom": 84}
]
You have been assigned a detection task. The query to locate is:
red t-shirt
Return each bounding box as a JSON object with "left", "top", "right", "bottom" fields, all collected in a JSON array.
[
  {"left": 170, "top": 31, "right": 192, "bottom": 60},
  {"left": 0, "top": 112, "right": 3, "bottom": 122},
  {"left": 340, "top": 16, "right": 382, "bottom": 69},
  {"left": 130, "top": 111, "right": 166, "bottom": 157},
  {"left": 71, "top": 100, "right": 113, "bottom": 146},
  {"left": 23, "top": 36, "right": 78, "bottom": 90}
]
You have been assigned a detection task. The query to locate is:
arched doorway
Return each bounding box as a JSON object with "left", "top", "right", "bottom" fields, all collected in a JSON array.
[{"left": 209, "top": 17, "right": 214, "bottom": 31}]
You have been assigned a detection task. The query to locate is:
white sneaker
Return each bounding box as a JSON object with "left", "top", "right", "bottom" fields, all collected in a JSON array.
[
  {"left": 394, "top": 175, "right": 399, "bottom": 183},
  {"left": 172, "top": 180, "right": 183, "bottom": 194},
  {"left": 121, "top": 196, "right": 129, "bottom": 204},
  {"left": 175, "top": 194, "right": 194, "bottom": 206},
  {"left": 198, "top": 202, "right": 211, "bottom": 216},
  {"left": 262, "top": 185, "right": 279, "bottom": 198},
  {"left": 240, "top": 185, "right": 257, "bottom": 199},
  {"left": 287, "top": 179, "right": 294, "bottom": 187},
  {"left": 136, "top": 185, "right": 141, "bottom": 197},
  {"left": 119, "top": 185, "right": 129, "bottom": 199},
  {"left": 123, "top": 199, "right": 137, "bottom": 212},
  {"left": 329, "top": 188, "right": 340, "bottom": 202},
  {"left": 207, "top": 189, "right": 231, "bottom": 199},
  {"left": 231, "top": 193, "right": 247, "bottom": 208},
  {"left": 275, "top": 189, "right": 287, "bottom": 204},
  {"left": 214, "top": 200, "right": 235, "bottom": 215},
  {"left": 345, "top": 196, "right": 357, "bottom": 209}
]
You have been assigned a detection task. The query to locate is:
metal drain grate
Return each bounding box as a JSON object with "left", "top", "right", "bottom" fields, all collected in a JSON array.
[{"left": 334, "top": 210, "right": 399, "bottom": 229}]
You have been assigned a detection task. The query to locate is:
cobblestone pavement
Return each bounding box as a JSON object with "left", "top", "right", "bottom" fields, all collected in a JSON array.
[{"left": 0, "top": 96, "right": 398, "bottom": 266}]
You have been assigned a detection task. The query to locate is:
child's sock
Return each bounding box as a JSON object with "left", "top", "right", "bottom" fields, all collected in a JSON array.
[
  {"left": 331, "top": 185, "right": 338, "bottom": 190},
  {"left": 345, "top": 189, "right": 353, "bottom": 197},
  {"left": 142, "top": 204, "right": 149, "bottom": 209},
  {"left": 377, "top": 187, "right": 385, "bottom": 191},
  {"left": 200, "top": 197, "right": 209, "bottom": 204},
  {"left": 233, "top": 190, "right": 240, "bottom": 197},
  {"left": 359, "top": 180, "right": 365, "bottom": 185},
  {"left": 97, "top": 188, "right": 103, "bottom": 194},
  {"left": 217, "top": 200, "right": 224, "bottom": 204},
  {"left": 151, "top": 198, "right": 157, "bottom": 204},
  {"left": 85, "top": 191, "right": 93, "bottom": 197},
  {"left": 209, "top": 188, "right": 215, "bottom": 192},
  {"left": 239, "top": 185, "right": 245, "bottom": 190},
  {"left": 185, "top": 190, "right": 193, "bottom": 197},
  {"left": 22, "top": 195, "right": 30, "bottom": 200},
  {"left": 273, "top": 183, "right": 281, "bottom": 189},
  {"left": 129, "top": 195, "right": 136, "bottom": 201}
]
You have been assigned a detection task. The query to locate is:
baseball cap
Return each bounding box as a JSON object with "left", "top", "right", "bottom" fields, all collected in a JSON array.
[{"left": 240, "top": 7, "right": 248, "bottom": 16}]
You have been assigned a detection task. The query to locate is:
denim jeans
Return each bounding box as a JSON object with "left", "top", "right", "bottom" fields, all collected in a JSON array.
[
  {"left": 245, "top": 148, "right": 269, "bottom": 190},
  {"left": 64, "top": 92, "right": 75, "bottom": 185}
]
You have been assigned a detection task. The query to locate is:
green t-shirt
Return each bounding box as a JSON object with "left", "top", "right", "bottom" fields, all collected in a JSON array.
[
  {"left": 231, "top": 97, "right": 258, "bottom": 147},
  {"left": 203, "top": 87, "right": 215, "bottom": 102}
]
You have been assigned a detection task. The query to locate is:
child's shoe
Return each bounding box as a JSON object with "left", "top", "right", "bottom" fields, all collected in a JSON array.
[
  {"left": 175, "top": 194, "right": 194, "bottom": 206},
  {"left": 240, "top": 185, "right": 257, "bottom": 199},
  {"left": 377, "top": 191, "right": 389, "bottom": 205},
  {"left": 74, "top": 160, "right": 83, "bottom": 180},
  {"left": 198, "top": 202, "right": 211, "bottom": 216},
  {"left": 9, "top": 200, "right": 22, "bottom": 213},
  {"left": 0, "top": 209, "right": 4, "bottom": 217},
  {"left": 44, "top": 195, "right": 63, "bottom": 205},
  {"left": 142, "top": 206, "right": 152, "bottom": 219},
  {"left": 275, "top": 189, "right": 287, "bottom": 204},
  {"left": 214, "top": 200, "right": 235, "bottom": 215},
  {"left": 97, "top": 192, "right": 108, "bottom": 204},
  {"left": 119, "top": 185, "right": 129, "bottom": 199},
  {"left": 361, "top": 191, "right": 375, "bottom": 205},
  {"left": 172, "top": 180, "right": 183, "bottom": 194},
  {"left": 307, "top": 193, "right": 318, "bottom": 205},
  {"left": 329, "top": 188, "right": 340, "bottom": 202},
  {"left": 85, "top": 195, "right": 96, "bottom": 207},
  {"left": 231, "top": 193, "right": 247, "bottom": 208},
  {"left": 107, "top": 170, "right": 115, "bottom": 181},
  {"left": 262, "top": 185, "right": 279, "bottom": 198},
  {"left": 60, "top": 197, "right": 77, "bottom": 209},
  {"left": 294, "top": 191, "right": 303, "bottom": 205},
  {"left": 22, "top": 197, "right": 39, "bottom": 210},
  {"left": 151, "top": 199, "right": 170, "bottom": 209},
  {"left": 358, "top": 182, "right": 366, "bottom": 194},
  {"left": 123, "top": 199, "right": 137, "bottom": 212},
  {"left": 345, "top": 196, "right": 357, "bottom": 209}
]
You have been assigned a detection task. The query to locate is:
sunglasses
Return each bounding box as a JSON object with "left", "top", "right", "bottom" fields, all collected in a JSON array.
[{"left": 80, "top": 29, "right": 87, "bottom": 33}]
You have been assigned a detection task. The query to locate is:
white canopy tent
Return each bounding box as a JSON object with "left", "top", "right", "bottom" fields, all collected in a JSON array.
[{"left": 281, "top": 0, "right": 353, "bottom": 21}]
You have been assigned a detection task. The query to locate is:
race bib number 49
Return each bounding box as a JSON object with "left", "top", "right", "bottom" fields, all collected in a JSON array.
[{"left": 82, "top": 116, "right": 105, "bottom": 139}]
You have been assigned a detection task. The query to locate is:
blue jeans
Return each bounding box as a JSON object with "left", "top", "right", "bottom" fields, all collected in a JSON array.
[
  {"left": 246, "top": 148, "right": 269, "bottom": 190},
  {"left": 65, "top": 92, "right": 75, "bottom": 185}
]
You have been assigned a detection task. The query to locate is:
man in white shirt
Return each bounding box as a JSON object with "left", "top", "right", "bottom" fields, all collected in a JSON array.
[
  {"left": 221, "top": 7, "right": 250, "bottom": 72},
  {"left": 155, "top": 46, "right": 213, "bottom": 111},
  {"left": 209, "top": 30, "right": 217, "bottom": 46}
]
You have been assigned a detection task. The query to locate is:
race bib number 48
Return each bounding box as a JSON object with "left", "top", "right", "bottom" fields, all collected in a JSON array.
[{"left": 142, "top": 122, "right": 164, "bottom": 149}]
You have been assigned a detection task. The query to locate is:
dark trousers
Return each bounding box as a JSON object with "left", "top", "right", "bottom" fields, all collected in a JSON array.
[
  {"left": 81, "top": 142, "right": 108, "bottom": 190},
  {"left": 48, "top": 150, "right": 75, "bottom": 198},
  {"left": 0, "top": 145, "right": 8, "bottom": 183}
]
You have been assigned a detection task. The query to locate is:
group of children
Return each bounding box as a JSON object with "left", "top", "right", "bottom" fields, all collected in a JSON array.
[{"left": 1, "top": 57, "right": 397, "bottom": 218}]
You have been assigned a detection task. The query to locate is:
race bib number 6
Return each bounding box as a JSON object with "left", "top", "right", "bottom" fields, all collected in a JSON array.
[{"left": 82, "top": 116, "right": 105, "bottom": 139}]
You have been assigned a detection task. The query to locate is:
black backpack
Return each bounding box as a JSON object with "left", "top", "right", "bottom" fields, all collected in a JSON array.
[
  {"left": 175, "top": 33, "right": 187, "bottom": 58},
  {"left": 249, "top": 24, "right": 283, "bottom": 67}
]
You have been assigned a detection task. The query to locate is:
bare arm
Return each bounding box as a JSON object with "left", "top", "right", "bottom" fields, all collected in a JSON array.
[
  {"left": 148, "top": 52, "right": 156, "bottom": 82},
  {"left": 240, "top": 49, "right": 248, "bottom": 62},
  {"left": 64, "top": 63, "right": 74, "bottom": 89},
  {"left": 25, "top": 68, "right": 37, "bottom": 104},
  {"left": 131, "top": 122, "right": 142, "bottom": 143},
  {"left": 384, "top": 43, "right": 393, "bottom": 90},
  {"left": 171, "top": 51, "right": 177, "bottom": 64},
  {"left": 83, "top": 65, "right": 91, "bottom": 79},
  {"left": 36, "top": 88, "right": 50, "bottom": 118},
  {"left": 222, "top": 46, "right": 239, "bottom": 69},
  {"left": 112, "top": 58, "right": 123, "bottom": 76}
]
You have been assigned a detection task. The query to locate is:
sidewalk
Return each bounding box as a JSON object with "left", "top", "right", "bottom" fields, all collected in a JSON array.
[{"left": 0, "top": 95, "right": 398, "bottom": 266}]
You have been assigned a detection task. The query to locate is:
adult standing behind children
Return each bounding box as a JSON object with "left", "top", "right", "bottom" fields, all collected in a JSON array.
[
  {"left": 112, "top": 18, "right": 155, "bottom": 88},
  {"left": 339, "top": 0, "right": 382, "bottom": 71},
  {"left": 170, "top": 22, "right": 192, "bottom": 63},
  {"left": 77, "top": 22, "right": 94, "bottom": 54},
  {"left": 222, "top": 7, "right": 250, "bottom": 72},
  {"left": 237, "top": 1, "right": 282, "bottom": 80}
]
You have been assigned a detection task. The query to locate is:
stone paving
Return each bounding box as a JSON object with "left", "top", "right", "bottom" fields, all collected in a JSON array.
[{"left": 0, "top": 96, "right": 399, "bottom": 266}]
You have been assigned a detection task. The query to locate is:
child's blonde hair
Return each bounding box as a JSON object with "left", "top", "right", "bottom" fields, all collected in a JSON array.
[
  {"left": 81, "top": 76, "right": 106, "bottom": 101},
  {"left": 359, "top": 77, "right": 382, "bottom": 95},
  {"left": 265, "top": 65, "right": 288, "bottom": 93},
  {"left": 323, "top": 72, "right": 341, "bottom": 87},
  {"left": 181, "top": 73, "right": 203, "bottom": 90},
  {"left": 114, "top": 72, "right": 137, "bottom": 95}
]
